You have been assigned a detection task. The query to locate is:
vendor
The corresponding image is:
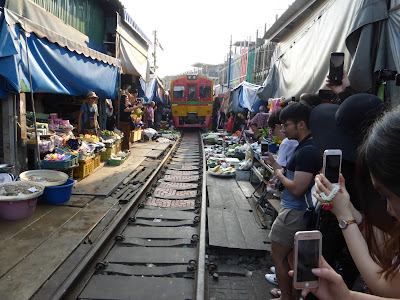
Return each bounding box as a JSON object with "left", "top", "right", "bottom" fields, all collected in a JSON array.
[
  {"left": 119, "top": 85, "right": 143, "bottom": 151},
  {"left": 78, "top": 91, "right": 99, "bottom": 135},
  {"left": 146, "top": 101, "right": 155, "bottom": 128},
  {"left": 249, "top": 122, "right": 262, "bottom": 143}
]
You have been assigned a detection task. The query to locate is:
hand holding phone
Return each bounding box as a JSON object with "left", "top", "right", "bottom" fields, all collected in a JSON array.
[
  {"left": 293, "top": 230, "right": 322, "bottom": 289},
  {"left": 328, "top": 52, "right": 344, "bottom": 86},
  {"left": 260, "top": 142, "right": 269, "bottom": 158},
  {"left": 323, "top": 149, "right": 342, "bottom": 185}
]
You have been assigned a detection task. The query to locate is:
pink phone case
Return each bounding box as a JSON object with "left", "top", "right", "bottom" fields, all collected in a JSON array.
[{"left": 293, "top": 230, "right": 322, "bottom": 289}]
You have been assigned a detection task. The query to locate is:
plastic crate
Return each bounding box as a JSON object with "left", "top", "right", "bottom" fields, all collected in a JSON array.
[
  {"left": 134, "top": 129, "right": 141, "bottom": 141},
  {"left": 104, "top": 141, "right": 115, "bottom": 148},
  {"left": 93, "top": 153, "right": 101, "bottom": 169},
  {"left": 73, "top": 159, "right": 94, "bottom": 178},
  {"left": 41, "top": 159, "right": 72, "bottom": 169},
  {"left": 70, "top": 155, "right": 78, "bottom": 166},
  {"left": 101, "top": 145, "right": 116, "bottom": 161},
  {"left": 108, "top": 156, "right": 126, "bottom": 166}
]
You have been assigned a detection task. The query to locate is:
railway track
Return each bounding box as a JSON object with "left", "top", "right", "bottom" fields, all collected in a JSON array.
[{"left": 44, "top": 130, "right": 206, "bottom": 300}]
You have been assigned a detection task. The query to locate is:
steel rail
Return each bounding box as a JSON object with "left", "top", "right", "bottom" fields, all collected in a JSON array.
[
  {"left": 196, "top": 132, "right": 207, "bottom": 300},
  {"left": 50, "top": 137, "right": 180, "bottom": 300}
]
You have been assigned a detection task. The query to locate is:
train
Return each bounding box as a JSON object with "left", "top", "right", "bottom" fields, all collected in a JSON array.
[{"left": 170, "top": 75, "right": 214, "bottom": 128}]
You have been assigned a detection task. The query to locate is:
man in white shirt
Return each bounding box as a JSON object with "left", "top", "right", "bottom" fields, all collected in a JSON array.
[{"left": 267, "top": 109, "right": 298, "bottom": 167}]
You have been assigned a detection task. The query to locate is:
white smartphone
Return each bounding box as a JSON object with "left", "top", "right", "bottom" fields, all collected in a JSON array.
[
  {"left": 323, "top": 149, "right": 342, "bottom": 185},
  {"left": 293, "top": 230, "right": 322, "bottom": 290},
  {"left": 260, "top": 142, "right": 269, "bottom": 158}
]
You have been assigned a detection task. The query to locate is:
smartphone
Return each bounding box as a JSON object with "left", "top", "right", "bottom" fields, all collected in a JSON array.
[
  {"left": 323, "top": 149, "right": 342, "bottom": 185},
  {"left": 379, "top": 69, "right": 397, "bottom": 82},
  {"left": 260, "top": 142, "right": 269, "bottom": 158},
  {"left": 318, "top": 89, "right": 335, "bottom": 101},
  {"left": 396, "top": 74, "right": 400, "bottom": 86},
  {"left": 329, "top": 52, "right": 344, "bottom": 86},
  {"left": 293, "top": 230, "right": 322, "bottom": 290}
]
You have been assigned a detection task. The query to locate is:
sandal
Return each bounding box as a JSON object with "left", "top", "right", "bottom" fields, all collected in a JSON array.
[{"left": 269, "top": 288, "right": 281, "bottom": 298}]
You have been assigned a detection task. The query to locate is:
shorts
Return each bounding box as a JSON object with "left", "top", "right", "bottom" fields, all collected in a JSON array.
[{"left": 268, "top": 207, "right": 306, "bottom": 249}]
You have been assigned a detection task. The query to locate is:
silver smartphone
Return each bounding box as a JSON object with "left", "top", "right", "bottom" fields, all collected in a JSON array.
[{"left": 293, "top": 230, "right": 322, "bottom": 289}]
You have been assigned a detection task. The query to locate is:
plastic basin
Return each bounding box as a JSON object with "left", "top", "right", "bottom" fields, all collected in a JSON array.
[
  {"left": 42, "top": 178, "right": 75, "bottom": 204},
  {"left": 19, "top": 170, "right": 68, "bottom": 187},
  {"left": 0, "top": 181, "right": 45, "bottom": 220}
]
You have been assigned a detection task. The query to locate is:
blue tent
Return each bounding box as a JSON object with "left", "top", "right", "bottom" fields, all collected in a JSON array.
[
  {"left": 138, "top": 77, "right": 165, "bottom": 106},
  {"left": 232, "top": 81, "right": 266, "bottom": 113},
  {"left": 0, "top": 9, "right": 120, "bottom": 99}
]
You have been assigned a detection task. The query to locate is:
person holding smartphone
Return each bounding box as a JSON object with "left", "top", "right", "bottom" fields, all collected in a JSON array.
[
  {"left": 309, "top": 105, "right": 400, "bottom": 299},
  {"left": 326, "top": 69, "right": 356, "bottom": 105},
  {"left": 263, "top": 103, "right": 322, "bottom": 300}
]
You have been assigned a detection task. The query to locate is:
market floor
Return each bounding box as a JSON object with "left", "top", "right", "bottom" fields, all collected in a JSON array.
[{"left": 0, "top": 139, "right": 171, "bottom": 300}]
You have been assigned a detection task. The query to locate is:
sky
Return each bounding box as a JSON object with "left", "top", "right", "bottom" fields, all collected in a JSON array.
[{"left": 120, "top": 0, "right": 295, "bottom": 78}]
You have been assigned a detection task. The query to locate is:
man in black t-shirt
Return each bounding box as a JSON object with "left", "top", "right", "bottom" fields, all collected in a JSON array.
[{"left": 264, "top": 103, "right": 322, "bottom": 300}]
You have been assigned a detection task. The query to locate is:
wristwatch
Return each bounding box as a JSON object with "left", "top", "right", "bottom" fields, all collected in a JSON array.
[{"left": 339, "top": 219, "right": 357, "bottom": 229}]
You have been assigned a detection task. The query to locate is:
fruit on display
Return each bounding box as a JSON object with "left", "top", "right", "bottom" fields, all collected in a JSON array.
[
  {"left": 100, "top": 130, "right": 114, "bottom": 137},
  {"left": 43, "top": 153, "right": 70, "bottom": 161},
  {"left": 209, "top": 165, "right": 235, "bottom": 174},
  {"left": 79, "top": 134, "right": 99, "bottom": 143}
]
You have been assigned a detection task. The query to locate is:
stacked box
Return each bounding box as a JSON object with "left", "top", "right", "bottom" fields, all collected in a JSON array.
[{"left": 73, "top": 159, "right": 94, "bottom": 178}]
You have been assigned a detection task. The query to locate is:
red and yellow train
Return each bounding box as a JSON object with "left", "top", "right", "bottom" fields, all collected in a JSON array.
[{"left": 170, "top": 75, "right": 213, "bottom": 128}]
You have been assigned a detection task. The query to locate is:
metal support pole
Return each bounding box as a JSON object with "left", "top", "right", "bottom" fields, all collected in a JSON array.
[
  {"left": 153, "top": 30, "right": 157, "bottom": 71},
  {"left": 227, "top": 35, "right": 232, "bottom": 88},
  {"left": 24, "top": 31, "right": 41, "bottom": 169}
]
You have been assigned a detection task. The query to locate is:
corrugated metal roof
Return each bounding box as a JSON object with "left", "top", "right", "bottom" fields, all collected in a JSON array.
[{"left": 263, "top": 0, "right": 320, "bottom": 42}]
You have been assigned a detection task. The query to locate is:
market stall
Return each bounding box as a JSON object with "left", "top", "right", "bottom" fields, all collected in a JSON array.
[
  {"left": 26, "top": 110, "right": 125, "bottom": 179},
  {"left": 202, "top": 129, "right": 282, "bottom": 218}
]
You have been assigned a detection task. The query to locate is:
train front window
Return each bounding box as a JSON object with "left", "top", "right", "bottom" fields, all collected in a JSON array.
[
  {"left": 173, "top": 86, "right": 185, "bottom": 98},
  {"left": 188, "top": 85, "right": 197, "bottom": 100},
  {"left": 199, "top": 86, "right": 211, "bottom": 98}
]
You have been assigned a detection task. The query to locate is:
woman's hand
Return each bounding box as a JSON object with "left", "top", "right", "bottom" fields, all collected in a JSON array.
[
  {"left": 289, "top": 257, "right": 352, "bottom": 300},
  {"left": 314, "top": 174, "right": 353, "bottom": 220}
]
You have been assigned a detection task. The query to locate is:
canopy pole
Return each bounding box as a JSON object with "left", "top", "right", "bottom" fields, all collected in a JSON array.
[{"left": 24, "top": 31, "right": 41, "bottom": 169}]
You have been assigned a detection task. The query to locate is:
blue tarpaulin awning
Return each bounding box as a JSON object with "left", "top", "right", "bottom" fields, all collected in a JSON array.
[
  {"left": 139, "top": 76, "right": 165, "bottom": 106},
  {"left": 232, "top": 81, "right": 266, "bottom": 113},
  {"left": 0, "top": 9, "right": 120, "bottom": 99}
]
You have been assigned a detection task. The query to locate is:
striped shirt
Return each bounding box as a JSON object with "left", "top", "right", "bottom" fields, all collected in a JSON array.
[{"left": 251, "top": 113, "right": 269, "bottom": 128}]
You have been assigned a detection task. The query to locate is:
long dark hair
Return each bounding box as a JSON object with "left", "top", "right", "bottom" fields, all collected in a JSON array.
[{"left": 357, "top": 106, "right": 400, "bottom": 279}]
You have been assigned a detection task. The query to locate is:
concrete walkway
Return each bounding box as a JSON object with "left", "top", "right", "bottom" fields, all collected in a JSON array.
[{"left": 0, "top": 139, "right": 172, "bottom": 300}]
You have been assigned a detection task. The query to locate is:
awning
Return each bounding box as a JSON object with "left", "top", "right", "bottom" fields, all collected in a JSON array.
[
  {"left": 5, "top": 0, "right": 115, "bottom": 60},
  {"left": 0, "top": 8, "right": 120, "bottom": 99},
  {"left": 116, "top": 12, "right": 150, "bottom": 81}
]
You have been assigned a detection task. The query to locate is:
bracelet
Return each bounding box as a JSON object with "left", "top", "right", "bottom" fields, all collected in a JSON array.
[
  {"left": 319, "top": 185, "right": 340, "bottom": 202},
  {"left": 320, "top": 185, "right": 340, "bottom": 211}
]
